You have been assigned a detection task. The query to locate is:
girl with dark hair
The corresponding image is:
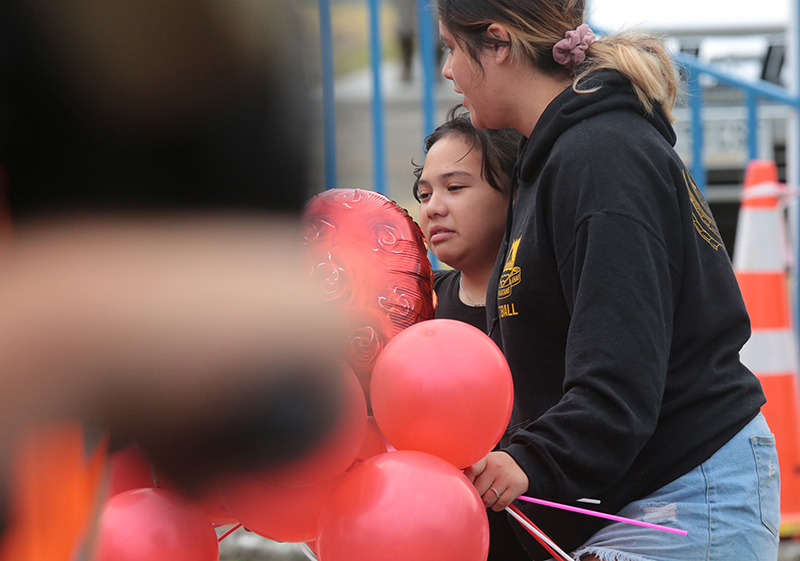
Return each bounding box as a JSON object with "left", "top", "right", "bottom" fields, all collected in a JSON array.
[
  {"left": 436, "top": 1, "right": 779, "bottom": 560},
  {"left": 414, "top": 106, "right": 520, "bottom": 327},
  {"left": 414, "top": 107, "right": 529, "bottom": 560}
]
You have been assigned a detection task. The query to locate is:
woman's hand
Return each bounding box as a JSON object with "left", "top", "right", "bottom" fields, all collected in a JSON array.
[{"left": 464, "top": 451, "right": 529, "bottom": 511}]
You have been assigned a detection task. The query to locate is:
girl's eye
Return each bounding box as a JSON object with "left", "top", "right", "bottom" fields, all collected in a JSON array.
[
  {"left": 418, "top": 192, "right": 431, "bottom": 201},
  {"left": 441, "top": 44, "right": 451, "bottom": 55},
  {"left": 447, "top": 184, "right": 465, "bottom": 192}
]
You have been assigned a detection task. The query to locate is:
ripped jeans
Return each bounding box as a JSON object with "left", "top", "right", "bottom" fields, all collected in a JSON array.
[{"left": 570, "top": 412, "right": 780, "bottom": 561}]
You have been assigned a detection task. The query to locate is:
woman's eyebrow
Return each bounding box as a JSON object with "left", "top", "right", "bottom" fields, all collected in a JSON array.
[
  {"left": 440, "top": 170, "right": 473, "bottom": 180},
  {"left": 418, "top": 170, "right": 473, "bottom": 188}
]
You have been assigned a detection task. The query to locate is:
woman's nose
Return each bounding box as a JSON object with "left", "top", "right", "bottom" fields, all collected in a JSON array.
[
  {"left": 442, "top": 54, "right": 453, "bottom": 81},
  {"left": 424, "top": 191, "right": 448, "bottom": 218}
]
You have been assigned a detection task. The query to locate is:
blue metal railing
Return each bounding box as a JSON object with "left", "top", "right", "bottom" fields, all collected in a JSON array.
[
  {"left": 317, "top": 1, "right": 798, "bottom": 272},
  {"left": 318, "top": 0, "right": 337, "bottom": 191},
  {"left": 417, "top": 0, "right": 439, "bottom": 139},
  {"left": 316, "top": 0, "right": 439, "bottom": 194},
  {"left": 673, "top": 50, "right": 800, "bottom": 194},
  {"left": 319, "top": 3, "right": 798, "bottom": 196},
  {"left": 367, "top": 0, "right": 388, "bottom": 194}
]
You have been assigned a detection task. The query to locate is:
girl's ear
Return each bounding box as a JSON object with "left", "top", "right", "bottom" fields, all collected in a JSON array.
[{"left": 485, "top": 24, "right": 512, "bottom": 63}]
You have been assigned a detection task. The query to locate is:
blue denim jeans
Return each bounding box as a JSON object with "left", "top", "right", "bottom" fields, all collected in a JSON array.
[{"left": 571, "top": 412, "right": 780, "bottom": 561}]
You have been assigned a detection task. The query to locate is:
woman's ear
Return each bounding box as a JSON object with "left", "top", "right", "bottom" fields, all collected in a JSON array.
[{"left": 485, "top": 24, "right": 512, "bottom": 63}]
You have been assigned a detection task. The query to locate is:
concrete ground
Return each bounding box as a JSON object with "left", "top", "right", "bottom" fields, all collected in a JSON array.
[
  {"left": 218, "top": 524, "right": 800, "bottom": 561},
  {"left": 218, "top": 526, "right": 309, "bottom": 561}
]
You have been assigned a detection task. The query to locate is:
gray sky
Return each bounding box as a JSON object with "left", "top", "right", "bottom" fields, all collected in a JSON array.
[{"left": 588, "top": 0, "right": 789, "bottom": 34}]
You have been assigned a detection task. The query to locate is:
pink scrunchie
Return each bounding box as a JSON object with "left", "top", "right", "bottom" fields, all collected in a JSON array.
[{"left": 552, "top": 23, "right": 595, "bottom": 68}]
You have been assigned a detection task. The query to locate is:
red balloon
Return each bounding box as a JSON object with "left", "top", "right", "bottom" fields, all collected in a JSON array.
[
  {"left": 106, "top": 444, "right": 155, "bottom": 498},
  {"left": 93, "top": 488, "right": 218, "bottom": 561},
  {"left": 259, "top": 365, "right": 367, "bottom": 487},
  {"left": 370, "top": 319, "right": 514, "bottom": 469},
  {"left": 220, "top": 471, "right": 345, "bottom": 543},
  {"left": 317, "top": 450, "right": 489, "bottom": 561},
  {"left": 303, "top": 189, "right": 435, "bottom": 399}
]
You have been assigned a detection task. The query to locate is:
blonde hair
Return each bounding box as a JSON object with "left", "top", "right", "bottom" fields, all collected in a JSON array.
[
  {"left": 575, "top": 31, "right": 678, "bottom": 122},
  {"left": 437, "top": 0, "right": 679, "bottom": 122}
]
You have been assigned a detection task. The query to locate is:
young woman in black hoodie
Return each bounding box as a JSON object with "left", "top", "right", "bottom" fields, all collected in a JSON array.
[{"left": 436, "top": 1, "right": 779, "bottom": 560}]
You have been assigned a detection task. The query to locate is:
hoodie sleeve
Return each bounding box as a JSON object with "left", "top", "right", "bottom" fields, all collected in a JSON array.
[{"left": 502, "top": 209, "right": 676, "bottom": 501}]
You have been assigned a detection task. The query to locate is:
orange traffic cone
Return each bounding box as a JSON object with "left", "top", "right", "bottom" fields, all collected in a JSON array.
[
  {"left": 734, "top": 159, "right": 800, "bottom": 535},
  {"left": 0, "top": 423, "right": 108, "bottom": 561}
]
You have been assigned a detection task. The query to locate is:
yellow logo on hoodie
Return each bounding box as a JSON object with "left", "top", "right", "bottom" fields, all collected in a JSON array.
[
  {"left": 686, "top": 170, "right": 724, "bottom": 250},
  {"left": 498, "top": 237, "right": 522, "bottom": 300}
]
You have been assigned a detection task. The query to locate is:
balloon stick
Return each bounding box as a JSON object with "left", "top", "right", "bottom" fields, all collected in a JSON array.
[
  {"left": 516, "top": 496, "right": 688, "bottom": 536},
  {"left": 217, "top": 523, "right": 243, "bottom": 542},
  {"left": 298, "top": 542, "right": 318, "bottom": 560},
  {"left": 505, "top": 505, "right": 573, "bottom": 561}
]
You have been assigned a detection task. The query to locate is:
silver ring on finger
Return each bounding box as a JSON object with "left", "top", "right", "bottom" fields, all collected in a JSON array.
[{"left": 489, "top": 487, "right": 501, "bottom": 500}]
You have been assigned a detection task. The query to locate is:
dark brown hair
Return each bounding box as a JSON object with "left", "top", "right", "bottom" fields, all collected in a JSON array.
[{"left": 413, "top": 105, "right": 521, "bottom": 202}]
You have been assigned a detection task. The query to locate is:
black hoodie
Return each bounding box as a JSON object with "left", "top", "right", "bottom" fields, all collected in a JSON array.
[{"left": 487, "top": 70, "right": 765, "bottom": 557}]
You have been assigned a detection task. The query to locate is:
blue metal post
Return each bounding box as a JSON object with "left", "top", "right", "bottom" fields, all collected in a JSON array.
[
  {"left": 418, "top": 0, "right": 438, "bottom": 138},
  {"left": 746, "top": 90, "right": 759, "bottom": 162},
  {"left": 319, "top": 0, "right": 338, "bottom": 190},
  {"left": 367, "top": 0, "right": 387, "bottom": 194},
  {"left": 417, "top": 0, "right": 440, "bottom": 269},
  {"left": 687, "top": 67, "right": 707, "bottom": 195}
]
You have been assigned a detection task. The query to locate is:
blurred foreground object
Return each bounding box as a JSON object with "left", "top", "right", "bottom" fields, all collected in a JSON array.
[
  {"left": 0, "top": 0, "right": 310, "bottom": 218},
  {"left": 0, "top": 424, "right": 107, "bottom": 561},
  {"left": 0, "top": 217, "right": 344, "bottom": 559},
  {"left": 0, "top": 0, "right": 342, "bottom": 558}
]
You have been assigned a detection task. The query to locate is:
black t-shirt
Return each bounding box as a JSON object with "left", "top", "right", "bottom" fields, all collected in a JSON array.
[{"left": 434, "top": 269, "right": 488, "bottom": 332}]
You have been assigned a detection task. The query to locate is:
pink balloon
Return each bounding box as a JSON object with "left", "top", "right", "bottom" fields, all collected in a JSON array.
[
  {"left": 370, "top": 319, "right": 514, "bottom": 469},
  {"left": 259, "top": 365, "right": 367, "bottom": 487},
  {"left": 220, "top": 471, "right": 344, "bottom": 543},
  {"left": 94, "top": 488, "right": 218, "bottom": 561},
  {"left": 317, "top": 450, "right": 489, "bottom": 561}
]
